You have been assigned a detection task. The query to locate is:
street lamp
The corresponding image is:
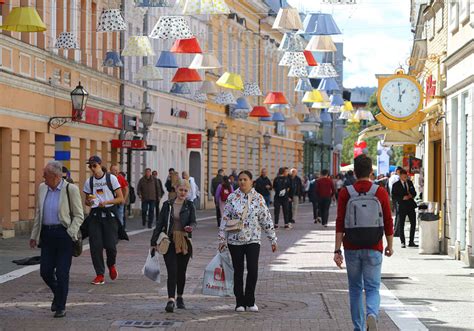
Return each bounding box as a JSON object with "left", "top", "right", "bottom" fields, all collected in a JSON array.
[
  {"left": 263, "top": 132, "right": 271, "bottom": 149},
  {"left": 48, "top": 82, "right": 89, "bottom": 129},
  {"left": 216, "top": 121, "right": 227, "bottom": 141},
  {"left": 140, "top": 105, "right": 155, "bottom": 128}
]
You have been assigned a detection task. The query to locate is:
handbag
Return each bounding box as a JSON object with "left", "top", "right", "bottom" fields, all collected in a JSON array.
[
  {"left": 157, "top": 205, "right": 171, "bottom": 255},
  {"left": 225, "top": 192, "right": 252, "bottom": 232},
  {"left": 66, "top": 183, "right": 83, "bottom": 257}
]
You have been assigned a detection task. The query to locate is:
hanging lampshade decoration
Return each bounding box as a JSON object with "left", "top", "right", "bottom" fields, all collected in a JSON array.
[
  {"left": 54, "top": 32, "right": 79, "bottom": 49},
  {"left": 342, "top": 101, "right": 354, "bottom": 111},
  {"left": 216, "top": 72, "right": 244, "bottom": 90},
  {"left": 235, "top": 97, "right": 251, "bottom": 110},
  {"left": 330, "top": 94, "right": 345, "bottom": 106},
  {"left": 269, "top": 103, "right": 290, "bottom": 110},
  {"left": 264, "top": 92, "right": 288, "bottom": 105},
  {"left": 278, "top": 32, "right": 306, "bottom": 52},
  {"left": 320, "top": 91, "right": 330, "bottom": 102},
  {"left": 318, "top": 77, "right": 340, "bottom": 91},
  {"left": 122, "top": 36, "right": 155, "bottom": 56},
  {"left": 295, "top": 104, "right": 310, "bottom": 114},
  {"left": 328, "top": 106, "right": 342, "bottom": 113},
  {"left": 199, "top": 80, "right": 219, "bottom": 94},
  {"left": 302, "top": 90, "right": 324, "bottom": 103},
  {"left": 136, "top": 0, "right": 172, "bottom": 6},
  {"left": 320, "top": 109, "right": 333, "bottom": 122},
  {"left": 189, "top": 53, "right": 221, "bottom": 69},
  {"left": 279, "top": 52, "right": 308, "bottom": 66},
  {"left": 156, "top": 51, "right": 179, "bottom": 68},
  {"left": 249, "top": 106, "right": 271, "bottom": 118},
  {"left": 355, "top": 109, "right": 375, "bottom": 121},
  {"left": 311, "top": 101, "right": 330, "bottom": 109},
  {"left": 193, "top": 91, "right": 208, "bottom": 102},
  {"left": 285, "top": 117, "right": 302, "bottom": 126},
  {"left": 305, "top": 35, "right": 337, "bottom": 52},
  {"left": 149, "top": 16, "right": 193, "bottom": 40},
  {"left": 135, "top": 65, "right": 163, "bottom": 81},
  {"left": 272, "top": 112, "right": 286, "bottom": 122},
  {"left": 172, "top": 68, "right": 202, "bottom": 82},
  {"left": 170, "top": 37, "right": 202, "bottom": 53},
  {"left": 303, "top": 50, "right": 318, "bottom": 66},
  {"left": 259, "top": 113, "right": 274, "bottom": 122},
  {"left": 0, "top": 7, "right": 47, "bottom": 32},
  {"left": 288, "top": 65, "right": 308, "bottom": 78},
  {"left": 272, "top": 8, "right": 303, "bottom": 30},
  {"left": 297, "top": 13, "right": 342, "bottom": 35},
  {"left": 243, "top": 82, "right": 262, "bottom": 96},
  {"left": 309, "top": 63, "right": 338, "bottom": 78},
  {"left": 177, "top": 0, "right": 230, "bottom": 15},
  {"left": 96, "top": 9, "right": 127, "bottom": 32},
  {"left": 339, "top": 110, "right": 354, "bottom": 120},
  {"left": 215, "top": 92, "right": 237, "bottom": 105},
  {"left": 170, "top": 82, "right": 191, "bottom": 94},
  {"left": 295, "top": 78, "right": 313, "bottom": 92},
  {"left": 103, "top": 51, "right": 123, "bottom": 67}
]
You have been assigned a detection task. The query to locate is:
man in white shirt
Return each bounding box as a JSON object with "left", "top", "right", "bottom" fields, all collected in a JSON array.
[
  {"left": 83, "top": 156, "right": 124, "bottom": 285},
  {"left": 388, "top": 167, "right": 403, "bottom": 237}
]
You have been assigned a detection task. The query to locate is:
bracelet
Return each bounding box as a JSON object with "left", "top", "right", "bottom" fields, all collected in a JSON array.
[{"left": 334, "top": 249, "right": 342, "bottom": 255}]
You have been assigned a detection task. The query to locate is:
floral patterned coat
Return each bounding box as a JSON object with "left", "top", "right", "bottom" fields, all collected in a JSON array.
[{"left": 218, "top": 188, "right": 277, "bottom": 246}]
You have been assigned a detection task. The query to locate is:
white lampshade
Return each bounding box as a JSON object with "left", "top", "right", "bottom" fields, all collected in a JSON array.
[
  {"left": 135, "top": 65, "right": 163, "bottom": 81},
  {"left": 339, "top": 111, "right": 354, "bottom": 120},
  {"left": 355, "top": 109, "right": 375, "bottom": 121},
  {"left": 285, "top": 117, "right": 302, "bottom": 126},
  {"left": 305, "top": 35, "right": 337, "bottom": 52},
  {"left": 272, "top": 8, "right": 303, "bottom": 30},
  {"left": 177, "top": 0, "right": 230, "bottom": 14},
  {"left": 122, "top": 36, "right": 155, "bottom": 56},
  {"left": 279, "top": 52, "right": 307, "bottom": 66},
  {"left": 189, "top": 53, "right": 221, "bottom": 69},
  {"left": 308, "top": 63, "right": 339, "bottom": 78},
  {"left": 199, "top": 80, "right": 219, "bottom": 94},
  {"left": 96, "top": 9, "right": 127, "bottom": 32},
  {"left": 278, "top": 32, "right": 306, "bottom": 52},
  {"left": 54, "top": 32, "right": 79, "bottom": 49},
  {"left": 288, "top": 65, "right": 308, "bottom": 78},
  {"left": 149, "top": 16, "right": 193, "bottom": 39},
  {"left": 243, "top": 82, "right": 262, "bottom": 96}
]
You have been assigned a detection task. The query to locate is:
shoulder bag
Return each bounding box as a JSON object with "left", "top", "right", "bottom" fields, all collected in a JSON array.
[
  {"left": 225, "top": 192, "right": 252, "bottom": 232},
  {"left": 66, "top": 184, "right": 83, "bottom": 257},
  {"left": 157, "top": 204, "right": 171, "bottom": 255}
]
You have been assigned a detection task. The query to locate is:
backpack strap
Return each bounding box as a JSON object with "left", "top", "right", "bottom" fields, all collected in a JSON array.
[
  {"left": 66, "top": 183, "right": 73, "bottom": 220},
  {"left": 105, "top": 173, "right": 116, "bottom": 198},
  {"left": 89, "top": 176, "right": 94, "bottom": 195},
  {"left": 367, "top": 183, "right": 379, "bottom": 196},
  {"left": 346, "top": 185, "right": 358, "bottom": 198}
]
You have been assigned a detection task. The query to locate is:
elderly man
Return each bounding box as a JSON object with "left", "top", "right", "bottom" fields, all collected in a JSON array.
[
  {"left": 30, "top": 161, "right": 84, "bottom": 318},
  {"left": 137, "top": 168, "right": 160, "bottom": 228},
  {"left": 288, "top": 168, "right": 303, "bottom": 224}
]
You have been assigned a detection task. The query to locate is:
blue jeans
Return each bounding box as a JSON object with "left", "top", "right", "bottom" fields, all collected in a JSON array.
[
  {"left": 263, "top": 194, "right": 271, "bottom": 207},
  {"left": 141, "top": 200, "right": 155, "bottom": 227},
  {"left": 117, "top": 204, "right": 125, "bottom": 226},
  {"left": 344, "top": 249, "right": 383, "bottom": 331}
]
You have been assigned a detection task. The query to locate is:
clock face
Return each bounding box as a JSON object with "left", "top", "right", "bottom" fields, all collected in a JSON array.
[{"left": 379, "top": 77, "right": 422, "bottom": 119}]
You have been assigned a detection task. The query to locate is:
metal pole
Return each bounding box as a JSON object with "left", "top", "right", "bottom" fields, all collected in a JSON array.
[{"left": 207, "top": 137, "right": 213, "bottom": 201}]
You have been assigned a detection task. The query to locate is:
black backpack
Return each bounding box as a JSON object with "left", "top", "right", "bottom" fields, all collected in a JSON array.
[
  {"left": 128, "top": 186, "right": 136, "bottom": 204},
  {"left": 89, "top": 173, "right": 115, "bottom": 198}
]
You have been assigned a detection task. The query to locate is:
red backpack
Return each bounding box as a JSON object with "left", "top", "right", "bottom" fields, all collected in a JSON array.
[{"left": 220, "top": 187, "right": 231, "bottom": 201}]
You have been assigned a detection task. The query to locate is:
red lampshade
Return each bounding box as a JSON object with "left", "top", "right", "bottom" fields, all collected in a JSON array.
[
  {"left": 170, "top": 37, "right": 202, "bottom": 54},
  {"left": 171, "top": 68, "right": 202, "bottom": 82},
  {"left": 304, "top": 50, "right": 318, "bottom": 66},
  {"left": 249, "top": 106, "right": 271, "bottom": 118},
  {"left": 263, "top": 92, "right": 288, "bottom": 105}
]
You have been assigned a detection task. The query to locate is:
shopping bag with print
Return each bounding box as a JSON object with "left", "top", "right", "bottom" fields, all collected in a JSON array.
[
  {"left": 142, "top": 249, "right": 161, "bottom": 283},
  {"left": 202, "top": 251, "right": 234, "bottom": 297}
]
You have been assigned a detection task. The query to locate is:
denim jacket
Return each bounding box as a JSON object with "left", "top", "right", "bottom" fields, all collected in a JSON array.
[{"left": 150, "top": 199, "right": 197, "bottom": 246}]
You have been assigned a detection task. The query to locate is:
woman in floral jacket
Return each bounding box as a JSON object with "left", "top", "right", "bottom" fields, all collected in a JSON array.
[{"left": 218, "top": 170, "right": 277, "bottom": 313}]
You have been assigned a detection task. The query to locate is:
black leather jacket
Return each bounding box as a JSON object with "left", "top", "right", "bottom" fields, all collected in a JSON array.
[{"left": 150, "top": 199, "right": 197, "bottom": 246}]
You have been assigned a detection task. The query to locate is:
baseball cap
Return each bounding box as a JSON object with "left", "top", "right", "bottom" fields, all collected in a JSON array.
[{"left": 86, "top": 155, "right": 102, "bottom": 164}]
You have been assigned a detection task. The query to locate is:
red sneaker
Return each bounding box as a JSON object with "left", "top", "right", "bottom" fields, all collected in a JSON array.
[
  {"left": 109, "top": 265, "right": 118, "bottom": 281},
  {"left": 91, "top": 274, "right": 105, "bottom": 285}
]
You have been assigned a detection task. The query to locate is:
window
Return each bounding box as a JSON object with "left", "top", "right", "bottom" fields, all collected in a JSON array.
[
  {"left": 217, "top": 31, "right": 223, "bottom": 74},
  {"left": 449, "top": 1, "right": 459, "bottom": 33},
  {"left": 227, "top": 29, "right": 233, "bottom": 71},
  {"left": 236, "top": 36, "right": 241, "bottom": 74},
  {"left": 252, "top": 40, "right": 257, "bottom": 82},
  {"left": 244, "top": 41, "right": 249, "bottom": 80},
  {"left": 459, "top": 0, "right": 470, "bottom": 24},
  {"left": 426, "top": 17, "right": 434, "bottom": 40},
  {"left": 435, "top": 7, "right": 443, "bottom": 33}
]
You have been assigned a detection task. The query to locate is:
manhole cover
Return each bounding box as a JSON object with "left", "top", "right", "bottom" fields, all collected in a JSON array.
[{"left": 112, "top": 320, "right": 182, "bottom": 328}]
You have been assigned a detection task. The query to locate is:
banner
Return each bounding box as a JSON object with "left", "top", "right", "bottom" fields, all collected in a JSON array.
[
  {"left": 409, "top": 157, "right": 422, "bottom": 174},
  {"left": 377, "top": 142, "right": 390, "bottom": 176},
  {"left": 354, "top": 141, "right": 367, "bottom": 158}
]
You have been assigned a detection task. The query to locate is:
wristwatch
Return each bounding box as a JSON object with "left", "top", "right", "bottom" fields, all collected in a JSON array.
[{"left": 334, "top": 249, "right": 342, "bottom": 255}]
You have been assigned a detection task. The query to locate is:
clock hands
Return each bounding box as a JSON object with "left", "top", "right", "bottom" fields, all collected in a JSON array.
[{"left": 397, "top": 82, "right": 402, "bottom": 102}]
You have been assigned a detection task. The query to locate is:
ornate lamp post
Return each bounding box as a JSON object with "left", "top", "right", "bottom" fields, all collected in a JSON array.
[
  {"left": 216, "top": 121, "right": 227, "bottom": 169},
  {"left": 48, "top": 82, "right": 89, "bottom": 129}
]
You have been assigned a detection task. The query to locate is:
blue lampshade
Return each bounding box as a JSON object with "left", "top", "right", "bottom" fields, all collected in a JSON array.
[
  {"left": 103, "top": 51, "right": 123, "bottom": 67},
  {"left": 298, "top": 13, "right": 342, "bottom": 35},
  {"left": 330, "top": 94, "right": 344, "bottom": 106},
  {"left": 318, "top": 78, "right": 340, "bottom": 91},
  {"left": 156, "top": 51, "right": 178, "bottom": 68},
  {"left": 259, "top": 113, "right": 274, "bottom": 121},
  {"left": 295, "top": 78, "right": 313, "bottom": 92},
  {"left": 136, "top": 0, "right": 172, "bottom": 7},
  {"left": 320, "top": 109, "right": 333, "bottom": 122},
  {"left": 235, "top": 97, "right": 251, "bottom": 110},
  {"left": 170, "top": 82, "right": 191, "bottom": 94},
  {"left": 272, "top": 111, "right": 286, "bottom": 122},
  {"left": 269, "top": 103, "right": 290, "bottom": 110}
]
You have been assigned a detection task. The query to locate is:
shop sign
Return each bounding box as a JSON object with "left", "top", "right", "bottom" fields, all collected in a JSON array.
[
  {"left": 111, "top": 139, "right": 147, "bottom": 149},
  {"left": 79, "top": 106, "right": 122, "bottom": 129},
  {"left": 171, "top": 108, "right": 189, "bottom": 119},
  {"left": 425, "top": 75, "right": 436, "bottom": 106},
  {"left": 409, "top": 157, "right": 422, "bottom": 174},
  {"left": 186, "top": 134, "right": 202, "bottom": 149}
]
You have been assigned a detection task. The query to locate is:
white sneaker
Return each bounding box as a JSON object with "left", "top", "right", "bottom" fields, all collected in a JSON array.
[
  {"left": 235, "top": 306, "right": 245, "bottom": 312},
  {"left": 247, "top": 304, "right": 259, "bottom": 312},
  {"left": 367, "top": 314, "right": 378, "bottom": 331}
]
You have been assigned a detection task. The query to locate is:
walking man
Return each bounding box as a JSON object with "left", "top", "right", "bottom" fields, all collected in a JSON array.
[
  {"left": 288, "top": 168, "right": 303, "bottom": 224},
  {"left": 391, "top": 169, "right": 418, "bottom": 248},
  {"left": 211, "top": 169, "right": 224, "bottom": 226},
  {"left": 254, "top": 168, "right": 272, "bottom": 207},
  {"left": 137, "top": 168, "right": 160, "bottom": 228},
  {"left": 30, "top": 161, "right": 84, "bottom": 318},
  {"left": 316, "top": 170, "right": 335, "bottom": 227},
  {"left": 83, "top": 156, "right": 124, "bottom": 285},
  {"left": 334, "top": 155, "right": 394, "bottom": 331},
  {"left": 388, "top": 166, "right": 402, "bottom": 237},
  {"left": 152, "top": 170, "right": 165, "bottom": 222},
  {"left": 110, "top": 164, "right": 129, "bottom": 229},
  {"left": 273, "top": 167, "right": 291, "bottom": 229}
]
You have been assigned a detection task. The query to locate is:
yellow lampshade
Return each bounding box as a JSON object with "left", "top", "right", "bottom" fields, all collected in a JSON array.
[
  {"left": 0, "top": 7, "right": 47, "bottom": 32},
  {"left": 302, "top": 90, "right": 324, "bottom": 103},
  {"left": 216, "top": 72, "right": 244, "bottom": 90},
  {"left": 342, "top": 101, "right": 354, "bottom": 111}
]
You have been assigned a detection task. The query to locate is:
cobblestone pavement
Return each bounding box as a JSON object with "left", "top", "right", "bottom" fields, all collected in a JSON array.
[{"left": 0, "top": 203, "right": 472, "bottom": 330}]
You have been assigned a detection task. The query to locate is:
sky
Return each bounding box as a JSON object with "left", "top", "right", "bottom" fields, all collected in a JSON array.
[{"left": 287, "top": 0, "right": 413, "bottom": 88}]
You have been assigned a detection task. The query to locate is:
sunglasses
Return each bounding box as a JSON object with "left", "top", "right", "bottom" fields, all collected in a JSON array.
[{"left": 88, "top": 163, "right": 99, "bottom": 169}]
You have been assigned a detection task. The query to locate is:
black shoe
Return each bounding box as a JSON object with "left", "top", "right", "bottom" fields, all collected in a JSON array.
[
  {"left": 401, "top": 243, "right": 406, "bottom": 248},
  {"left": 165, "top": 300, "right": 175, "bottom": 313},
  {"left": 147, "top": 225, "right": 152, "bottom": 229},
  {"left": 290, "top": 219, "right": 295, "bottom": 224},
  {"left": 408, "top": 243, "right": 419, "bottom": 247},
  {"left": 54, "top": 310, "right": 66, "bottom": 318},
  {"left": 51, "top": 297, "right": 57, "bottom": 312},
  {"left": 176, "top": 297, "right": 185, "bottom": 309},
  {"left": 274, "top": 225, "right": 279, "bottom": 229}
]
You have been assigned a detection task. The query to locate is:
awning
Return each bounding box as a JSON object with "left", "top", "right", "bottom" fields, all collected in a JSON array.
[{"left": 358, "top": 124, "right": 422, "bottom": 146}]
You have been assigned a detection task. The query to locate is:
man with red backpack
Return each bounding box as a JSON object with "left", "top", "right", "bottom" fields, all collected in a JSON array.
[{"left": 333, "top": 155, "right": 394, "bottom": 331}]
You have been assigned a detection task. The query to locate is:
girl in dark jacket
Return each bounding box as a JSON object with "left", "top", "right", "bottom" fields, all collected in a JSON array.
[{"left": 151, "top": 178, "right": 196, "bottom": 313}]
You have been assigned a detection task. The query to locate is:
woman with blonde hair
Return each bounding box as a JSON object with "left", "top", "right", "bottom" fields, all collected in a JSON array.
[{"left": 151, "top": 178, "right": 196, "bottom": 313}]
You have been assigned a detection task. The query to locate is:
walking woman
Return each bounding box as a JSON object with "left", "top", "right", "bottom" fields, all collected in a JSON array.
[
  {"left": 218, "top": 170, "right": 277, "bottom": 312},
  {"left": 215, "top": 176, "right": 234, "bottom": 218},
  {"left": 151, "top": 178, "right": 196, "bottom": 313}
]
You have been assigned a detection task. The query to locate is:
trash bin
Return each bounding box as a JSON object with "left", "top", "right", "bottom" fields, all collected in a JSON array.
[{"left": 418, "top": 202, "right": 439, "bottom": 254}]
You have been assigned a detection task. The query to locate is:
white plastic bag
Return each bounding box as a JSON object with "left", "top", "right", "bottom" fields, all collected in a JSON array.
[
  {"left": 202, "top": 251, "right": 234, "bottom": 297},
  {"left": 142, "top": 249, "right": 161, "bottom": 283}
]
